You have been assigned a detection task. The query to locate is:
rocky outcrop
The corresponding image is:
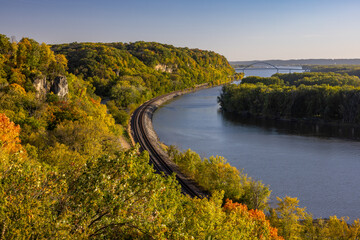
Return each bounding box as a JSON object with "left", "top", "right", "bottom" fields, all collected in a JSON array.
[
  {"left": 33, "top": 76, "right": 69, "bottom": 100},
  {"left": 33, "top": 77, "right": 50, "bottom": 99},
  {"left": 154, "top": 64, "right": 176, "bottom": 73},
  {"left": 50, "top": 76, "right": 68, "bottom": 98}
]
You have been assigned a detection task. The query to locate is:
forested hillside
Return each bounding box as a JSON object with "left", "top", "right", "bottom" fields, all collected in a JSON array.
[
  {"left": 1, "top": 33, "right": 360, "bottom": 239},
  {"left": 51, "top": 41, "right": 237, "bottom": 125}
]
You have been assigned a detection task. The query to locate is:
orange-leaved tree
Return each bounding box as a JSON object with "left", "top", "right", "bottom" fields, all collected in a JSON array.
[
  {"left": 0, "top": 113, "right": 23, "bottom": 154},
  {"left": 223, "top": 199, "right": 284, "bottom": 240}
]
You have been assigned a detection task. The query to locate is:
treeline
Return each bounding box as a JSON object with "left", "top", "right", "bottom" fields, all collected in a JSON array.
[
  {"left": 306, "top": 64, "right": 360, "bottom": 79},
  {"left": 51, "top": 41, "right": 236, "bottom": 124},
  {"left": 219, "top": 72, "right": 360, "bottom": 124}
]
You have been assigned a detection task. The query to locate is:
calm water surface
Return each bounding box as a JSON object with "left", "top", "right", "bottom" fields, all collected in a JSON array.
[{"left": 153, "top": 68, "right": 360, "bottom": 221}]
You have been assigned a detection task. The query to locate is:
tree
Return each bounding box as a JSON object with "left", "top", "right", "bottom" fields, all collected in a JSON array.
[
  {"left": 0, "top": 113, "right": 23, "bottom": 154},
  {"left": 269, "top": 196, "right": 309, "bottom": 240},
  {"left": 241, "top": 180, "right": 271, "bottom": 210},
  {"left": 223, "top": 199, "right": 284, "bottom": 240}
]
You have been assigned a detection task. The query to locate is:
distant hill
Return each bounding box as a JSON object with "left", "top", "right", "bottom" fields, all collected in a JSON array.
[{"left": 230, "top": 59, "right": 360, "bottom": 67}]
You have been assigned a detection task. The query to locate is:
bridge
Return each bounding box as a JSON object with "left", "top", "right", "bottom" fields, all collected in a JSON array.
[{"left": 237, "top": 61, "right": 306, "bottom": 73}]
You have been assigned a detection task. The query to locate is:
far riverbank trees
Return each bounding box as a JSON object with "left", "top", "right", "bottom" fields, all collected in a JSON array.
[{"left": 218, "top": 72, "right": 360, "bottom": 124}]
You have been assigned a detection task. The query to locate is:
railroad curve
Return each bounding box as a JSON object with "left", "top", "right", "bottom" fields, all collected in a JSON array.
[{"left": 130, "top": 91, "right": 208, "bottom": 199}]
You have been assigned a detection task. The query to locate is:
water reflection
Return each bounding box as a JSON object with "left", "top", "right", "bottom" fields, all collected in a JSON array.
[{"left": 220, "top": 111, "right": 360, "bottom": 141}]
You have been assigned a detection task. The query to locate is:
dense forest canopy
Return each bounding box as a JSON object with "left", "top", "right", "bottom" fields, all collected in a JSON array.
[
  {"left": 51, "top": 41, "right": 236, "bottom": 125},
  {"left": 219, "top": 72, "right": 360, "bottom": 124},
  {"left": 1, "top": 33, "right": 360, "bottom": 239},
  {"left": 51, "top": 42, "right": 235, "bottom": 94}
]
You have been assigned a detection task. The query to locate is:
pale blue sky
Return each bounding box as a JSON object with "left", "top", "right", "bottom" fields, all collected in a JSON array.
[{"left": 1, "top": 0, "right": 360, "bottom": 60}]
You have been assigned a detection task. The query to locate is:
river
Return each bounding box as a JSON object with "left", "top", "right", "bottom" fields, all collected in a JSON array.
[{"left": 152, "top": 67, "right": 360, "bottom": 221}]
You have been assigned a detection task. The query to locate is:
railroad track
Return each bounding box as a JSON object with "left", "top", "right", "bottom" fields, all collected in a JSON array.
[{"left": 131, "top": 92, "right": 206, "bottom": 199}]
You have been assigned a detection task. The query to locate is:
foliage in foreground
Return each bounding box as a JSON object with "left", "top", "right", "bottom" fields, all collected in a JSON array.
[
  {"left": 168, "top": 146, "right": 271, "bottom": 211},
  {"left": 1, "top": 113, "right": 285, "bottom": 239},
  {"left": 269, "top": 196, "right": 360, "bottom": 240},
  {"left": 166, "top": 146, "right": 360, "bottom": 239}
]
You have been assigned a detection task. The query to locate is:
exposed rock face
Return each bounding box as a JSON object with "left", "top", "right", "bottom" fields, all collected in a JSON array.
[
  {"left": 33, "top": 76, "right": 69, "bottom": 100},
  {"left": 50, "top": 76, "right": 68, "bottom": 99},
  {"left": 33, "top": 77, "right": 50, "bottom": 99},
  {"left": 154, "top": 64, "right": 175, "bottom": 73}
]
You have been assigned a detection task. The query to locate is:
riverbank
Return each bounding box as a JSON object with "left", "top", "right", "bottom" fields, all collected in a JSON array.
[
  {"left": 129, "top": 83, "right": 213, "bottom": 156},
  {"left": 128, "top": 83, "right": 216, "bottom": 148}
]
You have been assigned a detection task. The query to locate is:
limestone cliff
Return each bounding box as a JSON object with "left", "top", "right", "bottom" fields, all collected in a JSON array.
[
  {"left": 50, "top": 76, "right": 68, "bottom": 98},
  {"left": 33, "top": 76, "right": 68, "bottom": 100}
]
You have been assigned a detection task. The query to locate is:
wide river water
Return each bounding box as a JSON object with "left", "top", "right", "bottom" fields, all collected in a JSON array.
[{"left": 153, "top": 68, "right": 360, "bottom": 221}]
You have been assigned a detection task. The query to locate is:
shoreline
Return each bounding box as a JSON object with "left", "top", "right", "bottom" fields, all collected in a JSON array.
[
  {"left": 128, "top": 82, "right": 224, "bottom": 148},
  {"left": 128, "top": 83, "right": 222, "bottom": 197}
]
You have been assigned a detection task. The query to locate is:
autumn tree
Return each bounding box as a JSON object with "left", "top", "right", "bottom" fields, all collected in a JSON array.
[
  {"left": 0, "top": 113, "right": 23, "bottom": 154},
  {"left": 269, "top": 196, "right": 309, "bottom": 239},
  {"left": 223, "top": 199, "right": 284, "bottom": 239},
  {"left": 168, "top": 147, "right": 270, "bottom": 210}
]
